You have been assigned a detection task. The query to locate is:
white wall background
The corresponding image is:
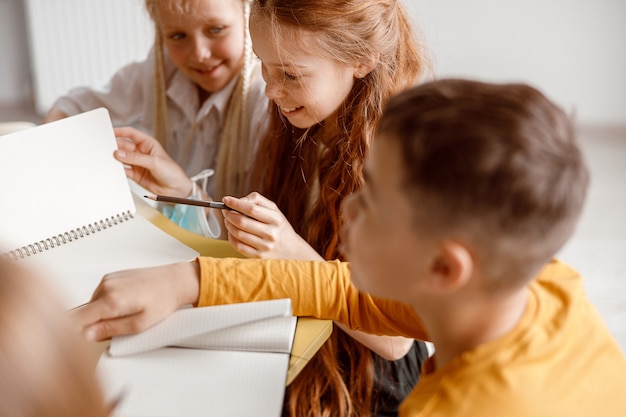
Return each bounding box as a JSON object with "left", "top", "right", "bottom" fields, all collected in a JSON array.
[
  {"left": 1, "top": 0, "right": 625, "bottom": 125},
  {"left": 0, "top": 0, "right": 31, "bottom": 103},
  {"left": 23, "top": 0, "right": 154, "bottom": 114},
  {"left": 405, "top": 0, "right": 626, "bottom": 126},
  {"left": 0, "top": 0, "right": 153, "bottom": 113}
]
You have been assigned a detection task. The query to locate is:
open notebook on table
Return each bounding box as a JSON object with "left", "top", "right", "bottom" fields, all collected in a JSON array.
[
  {"left": 0, "top": 109, "right": 299, "bottom": 416},
  {"left": 99, "top": 299, "right": 297, "bottom": 417},
  {"left": 0, "top": 108, "right": 199, "bottom": 309}
]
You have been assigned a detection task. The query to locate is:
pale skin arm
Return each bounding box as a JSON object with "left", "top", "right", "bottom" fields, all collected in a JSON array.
[
  {"left": 74, "top": 262, "right": 199, "bottom": 341},
  {"left": 334, "top": 323, "right": 415, "bottom": 360},
  {"left": 221, "top": 194, "right": 415, "bottom": 360}
]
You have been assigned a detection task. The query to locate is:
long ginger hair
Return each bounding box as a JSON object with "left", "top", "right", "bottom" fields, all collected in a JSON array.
[{"left": 249, "top": 1, "right": 428, "bottom": 416}]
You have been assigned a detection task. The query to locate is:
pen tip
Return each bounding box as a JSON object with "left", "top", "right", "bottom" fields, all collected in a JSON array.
[{"left": 144, "top": 195, "right": 157, "bottom": 200}]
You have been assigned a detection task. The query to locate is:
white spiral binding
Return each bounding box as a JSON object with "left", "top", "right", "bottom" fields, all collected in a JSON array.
[{"left": 6, "top": 211, "right": 134, "bottom": 260}]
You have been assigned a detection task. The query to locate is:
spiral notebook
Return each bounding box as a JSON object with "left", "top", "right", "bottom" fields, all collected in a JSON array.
[
  {"left": 98, "top": 299, "right": 297, "bottom": 417},
  {"left": 0, "top": 108, "right": 199, "bottom": 309}
]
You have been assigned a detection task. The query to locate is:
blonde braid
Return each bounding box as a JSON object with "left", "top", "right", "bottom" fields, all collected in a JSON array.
[
  {"left": 214, "top": 0, "right": 254, "bottom": 199},
  {"left": 153, "top": 24, "right": 170, "bottom": 149}
]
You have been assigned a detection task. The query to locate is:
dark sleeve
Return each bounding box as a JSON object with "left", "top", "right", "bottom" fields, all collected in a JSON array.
[{"left": 371, "top": 340, "right": 429, "bottom": 417}]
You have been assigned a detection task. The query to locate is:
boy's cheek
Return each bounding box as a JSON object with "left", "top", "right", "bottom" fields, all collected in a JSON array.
[
  {"left": 341, "top": 225, "right": 370, "bottom": 278},
  {"left": 338, "top": 227, "right": 353, "bottom": 262},
  {"left": 339, "top": 214, "right": 367, "bottom": 259},
  {"left": 349, "top": 258, "right": 384, "bottom": 298}
]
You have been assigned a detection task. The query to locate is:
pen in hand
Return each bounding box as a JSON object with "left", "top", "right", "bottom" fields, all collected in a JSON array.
[{"left": 144, "top": 194, "right": 251, "bottom": 217}]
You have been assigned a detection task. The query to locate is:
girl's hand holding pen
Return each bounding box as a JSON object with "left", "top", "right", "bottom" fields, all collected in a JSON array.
[
  {"left": 222, "top": 193, "right": 324, "bottom": 261},
  {"left": 113, "top": 127, "right": 193, "bottom": 197}
]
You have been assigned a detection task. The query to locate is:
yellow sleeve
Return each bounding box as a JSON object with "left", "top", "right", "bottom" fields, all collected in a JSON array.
[{"left": 197, "top": 257, "right": 429, "bottom": 340}]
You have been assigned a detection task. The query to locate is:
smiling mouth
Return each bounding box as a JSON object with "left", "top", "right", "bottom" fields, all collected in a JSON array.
[
  {"left": 279, "top": 105, "right": 303, "bottom": 114},
  {"left": 193, "top": 64, "right": 220, "bottom": 74}
]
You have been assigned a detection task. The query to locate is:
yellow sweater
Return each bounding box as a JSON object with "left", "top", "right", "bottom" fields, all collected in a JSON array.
[{"left": 198, "top": 257, "right": 626, "bottom": 416}]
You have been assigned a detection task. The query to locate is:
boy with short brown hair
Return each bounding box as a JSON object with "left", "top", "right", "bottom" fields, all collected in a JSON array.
[{"left": 78, "top": 79, "right": 626, "bottom": 416}]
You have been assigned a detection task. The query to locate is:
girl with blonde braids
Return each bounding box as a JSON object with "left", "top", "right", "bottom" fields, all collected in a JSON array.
[
  {"left": 83, "top": 0, "right": 432, "bottom": 416},
  {"left": 44, "top": 0, "right": 268, "bottom": 235}
]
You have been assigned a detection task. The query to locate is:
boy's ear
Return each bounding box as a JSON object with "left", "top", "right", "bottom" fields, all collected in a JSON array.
[
  {"left": 354, "top": 54, "right": 379, "bottom": 79},
  {"left": 429, "top": 241, "right": 474, "bottom": 292}
]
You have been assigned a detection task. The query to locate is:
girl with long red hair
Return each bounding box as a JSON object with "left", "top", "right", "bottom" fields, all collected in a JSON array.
[{"left": 109, "top": 0, "right": 431, "bottom": 415}]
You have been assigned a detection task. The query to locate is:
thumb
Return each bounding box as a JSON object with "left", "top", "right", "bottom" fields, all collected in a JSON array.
[
  {"left": 83, "top": 313, "right": 149, "bottom": 342},
  {"left": 114, "top": 148, "right": 157, "bottom": 172}
]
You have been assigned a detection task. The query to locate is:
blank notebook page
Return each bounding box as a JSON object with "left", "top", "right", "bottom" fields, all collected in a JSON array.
[
  {"left": 0, "top": 108, "right": 199, "bottom": 308},
  {"left": 99, "top": 300, "right": 297, "bottom": 417},
  {"left": 0, "top": 108, "right": 135, "bottom": 248},
  {"left": 109, "top": 299, "right": 296, "bottom": 356}
]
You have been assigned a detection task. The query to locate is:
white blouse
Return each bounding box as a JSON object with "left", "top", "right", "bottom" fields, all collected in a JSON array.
[{"left": 50, "top": 46, "right": 269, "bottom": 198}]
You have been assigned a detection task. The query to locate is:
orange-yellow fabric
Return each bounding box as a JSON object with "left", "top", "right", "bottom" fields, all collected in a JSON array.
[{"left": 197, "top": 257, "right": 626, "bottom": 416}]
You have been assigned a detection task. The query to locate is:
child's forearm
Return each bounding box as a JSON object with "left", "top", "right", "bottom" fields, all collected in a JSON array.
[{"left": 196, "top": 257, "right": 428, "bottom": 340}]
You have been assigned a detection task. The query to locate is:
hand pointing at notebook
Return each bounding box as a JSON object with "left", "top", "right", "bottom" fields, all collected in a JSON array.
[{"left": 74, "top": 261, "right": 200, "bottom": 342}]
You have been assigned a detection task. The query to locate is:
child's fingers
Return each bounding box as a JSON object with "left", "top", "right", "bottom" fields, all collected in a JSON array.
[
  {"left": 223, "top": 212, "right": 267, "bottom": 242},
  {"left": 223, "top": 209, "right": 281, "bottom": 243},
  {"left": 115, "top": 137, "right": 138, "bottom": 152},
  {"left": 82, "top": 313, "right": 149, "bottom": 342},
  {"left": 121, "top": 163, "right": 142, "bottom": 183},
  {"left": 241, "top": 192, "right": 279, "bottom": 209},
  {"left": 224, "top": 211, "right": 278, "bottom": 247},
  {"left": 114, "top": 126, "right": 145, "bottom": 140},
  {"left": 222, "top": 195, "right": 277, "bottom": 223},
  {"left": 114, "top": 148, "right": 157, "bottom": 171},
  {"left": 226, "top": 227, "right": 268, "bottom": 258},
  {"left": 114, "top": 127, "right": 160, "bottom": 154},
  {"left": 73, "top": 292, "right": 143, "bottom": 340}
]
